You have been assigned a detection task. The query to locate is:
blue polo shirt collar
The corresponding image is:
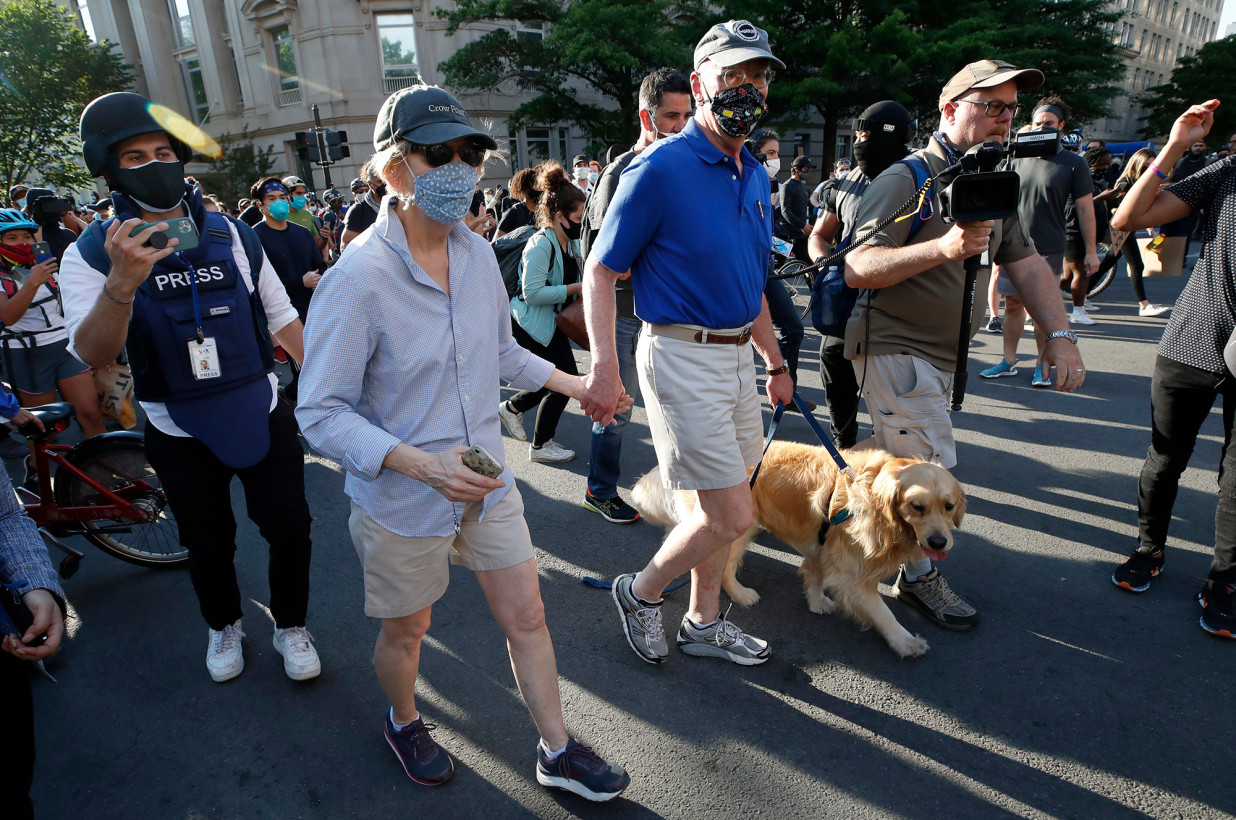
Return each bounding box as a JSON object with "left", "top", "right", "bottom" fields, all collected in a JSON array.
[{"left": 681, "top": 118, "right": 759, "bottom": 173}]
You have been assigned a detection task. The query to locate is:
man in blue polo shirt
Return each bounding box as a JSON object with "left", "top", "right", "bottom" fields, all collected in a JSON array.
[{"left": 582, "top": 20, "right": 793, "bottom": 667}]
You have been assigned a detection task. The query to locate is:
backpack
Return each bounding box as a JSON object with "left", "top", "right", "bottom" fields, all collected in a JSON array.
[
  {"left": 809, "top": 156, "right": 933, "bottom": 337},
  {"left": 492, "top": 225, "right": 556, "bottom": 300}
]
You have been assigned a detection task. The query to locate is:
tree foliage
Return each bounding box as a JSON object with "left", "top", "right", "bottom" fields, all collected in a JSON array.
[
  {"left": 0, "top": 0, "right": 132, "bottom": 192},
  {"left": 194, "top": 128, "right": 279, "bottom": 208},
  {"left": 434, "top": 0, "right": 1126, "bottom": 169},
  {"left": 1140, "top": 36, "right": 1236, "bottom": 143}
]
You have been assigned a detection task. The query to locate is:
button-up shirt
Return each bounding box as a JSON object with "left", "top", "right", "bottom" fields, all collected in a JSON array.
[
  {"left": 591, "top": 117, "right": 773, "bottom": 329},
  {"left": 295, "top": 198, "right": 555, "bottom": 537}
]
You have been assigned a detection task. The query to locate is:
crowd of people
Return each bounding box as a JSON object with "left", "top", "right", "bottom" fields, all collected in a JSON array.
[{"left": 3, "top": 16, "right": 1236, "bottom": 818}]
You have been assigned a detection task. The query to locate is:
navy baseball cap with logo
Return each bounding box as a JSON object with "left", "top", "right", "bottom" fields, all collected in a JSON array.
[
  {"left": 374, "top": 85, "right": 498, "bottom": 151},
  {"left": 694, "top": 20, "right": 784, "bottom": 70}
]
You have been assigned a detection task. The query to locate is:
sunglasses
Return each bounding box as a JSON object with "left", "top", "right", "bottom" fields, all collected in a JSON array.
[{"left": 409, "top": 141, "right": 488, "bottom": 168}]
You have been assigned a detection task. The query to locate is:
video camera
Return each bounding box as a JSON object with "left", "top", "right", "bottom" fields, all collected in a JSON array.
[{"left": 935, "top": 128, "right": 1062, "bottom": 223}]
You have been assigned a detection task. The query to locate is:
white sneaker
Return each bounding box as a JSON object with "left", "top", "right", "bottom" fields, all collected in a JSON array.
[
  {"left": 498, "top": 401, "right": 527, "bottom": 441},
  {"left": 1069, "top": 308, "right": 1097, "bottom": 325},
  {"left": 1083, "top": 299, "right": 1100, "bottom": 312},
  {"left": 529, "top": 440, "right": 575, "bottom": 463},
  {"left": 273, "top": 626, "right": 321, "bottom": 681},
  {"left": 206, "top": 620, "right": 246, "bottom": 682},
  {"left": 1139, "top": 303, "right": 1171, "bottom": 317}
]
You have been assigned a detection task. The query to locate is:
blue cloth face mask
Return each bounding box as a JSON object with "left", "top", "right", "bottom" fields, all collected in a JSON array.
[
  {"left": 267, "top": 199, "right": 291, "bottom": 220},
  {"left": 291, "top": 195, "right": 307, "bottom": 210},
  {"left": 399, "top": 157, "right": 477, "bottom": 225}
]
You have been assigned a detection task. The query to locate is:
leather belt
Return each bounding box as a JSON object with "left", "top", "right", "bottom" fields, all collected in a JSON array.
[{"left": 647, "top": 323, "right": 752, "bottom": 346}]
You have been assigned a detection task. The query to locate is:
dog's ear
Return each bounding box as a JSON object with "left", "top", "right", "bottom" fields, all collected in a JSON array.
[
  {"left": 828, "top": 478, "right": 852, "bottom": 522},
  {"left": 951, "top": 483, "right": 966, "bottom": 529}
]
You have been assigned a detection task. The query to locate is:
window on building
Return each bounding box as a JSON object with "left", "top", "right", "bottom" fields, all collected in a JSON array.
[
  {"left": 217, "top": 0, "right": 229, "bottom": 35},
  {"left": 180, "top": 56, "right": 210, "bottom": 123},
  {"left": 376, "top": 13, "right": 420, "bottom": 94},
  {"left": 272, "top": 25, "right": 300, "bottom": 104},
  {"left": 524, "top": 128, "right": 550, "bottom": 168},
  {"left": 1133, "top": 67, "right": 1141, "bottom": 89},
  {"left": 1140, "top": 28, "right": 1148, "bottom": 51},
  {"left": 169, "top": 0, "right": 194, "bottom": 48},
  {"left": 516, "top": 20, "right": 546, "bottom": 44},
  {"left": 73, "top": 0, "right": 97, "bottom": 41}
]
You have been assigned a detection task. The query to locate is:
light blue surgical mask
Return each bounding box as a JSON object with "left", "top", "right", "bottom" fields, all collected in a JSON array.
[
  {"left": 15, "top": 197, "right": 26, "bottom": 210},
  {"left": 399, "top": 157, "right": 477, "bottom": 225},
  {"left": 268, "top": 199, "right": 291, "bottom": 221},
  {"left": 291, "top": 195, "right": 307, "bottom": 210}
]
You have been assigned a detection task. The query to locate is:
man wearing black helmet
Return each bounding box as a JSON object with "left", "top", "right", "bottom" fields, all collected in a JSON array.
[
  {"left": 807, "top": 100, "right": 915, "bottom": 451},
  {"left": 58, "top": 92, "right": 320, "bottom": 685}
]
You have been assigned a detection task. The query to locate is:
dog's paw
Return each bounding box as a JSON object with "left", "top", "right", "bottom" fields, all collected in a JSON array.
[
  {"left": 806, "top": 591, "right": 836, "bottom": 615},
  {"left": 890, "top": 633, "right": 930, "bottom": 658},
  {"left": 727, "top": 584, "right": 761, "bottom": 607}
]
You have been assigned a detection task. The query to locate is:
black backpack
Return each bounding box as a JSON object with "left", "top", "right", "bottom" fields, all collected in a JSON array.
[{"left": 492, "top": 225, "right": 555, "bottom": 299}]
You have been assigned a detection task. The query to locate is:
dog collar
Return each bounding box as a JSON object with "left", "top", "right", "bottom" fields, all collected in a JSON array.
[{"left": 816, "top": 508, "right": 851, "bottom": 546}]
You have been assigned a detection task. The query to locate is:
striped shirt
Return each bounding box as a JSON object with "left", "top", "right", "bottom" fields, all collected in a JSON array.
[{"left": 295, "top": 198, "right": 555, "bottom": 537}]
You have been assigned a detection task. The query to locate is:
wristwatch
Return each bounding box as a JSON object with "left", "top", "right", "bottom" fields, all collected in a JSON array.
[
  {"left": 767, "top": 363, "right": 790, "bottom": 376},
  {"left": 1046, "top": 329, "right": 1078, "bottom": 344}
]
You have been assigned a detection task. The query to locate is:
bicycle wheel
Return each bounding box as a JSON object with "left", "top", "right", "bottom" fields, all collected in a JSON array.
[
  {"left": 777, "top": 259, "right": 814, "bottom": 320},
  {"left": 53, "top": 437, "right": 186, "bottom": 567}
]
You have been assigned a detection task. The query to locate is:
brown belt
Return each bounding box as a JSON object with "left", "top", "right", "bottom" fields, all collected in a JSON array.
[{"left": 646, "top": 323, "right": 752, "bottom": 346}]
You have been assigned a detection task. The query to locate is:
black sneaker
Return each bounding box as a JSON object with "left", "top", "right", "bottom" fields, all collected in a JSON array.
[
  {"left": 535, "top": 739, "right": 630, "bottom": 802},
  {"left": 1199, "top": 584, "right": 1236, "bottom": 639},
  {"left": 384, "top": 713, "right": 455, "bottom": 786},
  {"left": 1112, "top": 548, "right": 1164, "bottom": 592},
  {"left": 584, "top": 491, "right": 640, "bottom": 524}
]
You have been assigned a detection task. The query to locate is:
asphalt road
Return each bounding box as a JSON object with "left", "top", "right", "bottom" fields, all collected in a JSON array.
[{"left": 24, "top": 260, "right": 1236, "bottom": 820}]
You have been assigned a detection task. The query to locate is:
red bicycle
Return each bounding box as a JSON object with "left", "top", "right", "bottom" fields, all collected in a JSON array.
[{"left": 15, "top": 402, "right": 184, "bottom": 578}]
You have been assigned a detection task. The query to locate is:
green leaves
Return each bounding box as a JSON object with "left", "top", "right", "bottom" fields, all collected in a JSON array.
[
  {"left": 0, "top": 0, "right": 131, "bottom": 192},
  {"left": 1140, "top": 36, "right": 1236, "bottom": 143},
  {"left": 195, "top": 128, "right": 278, "bottom": 207}
]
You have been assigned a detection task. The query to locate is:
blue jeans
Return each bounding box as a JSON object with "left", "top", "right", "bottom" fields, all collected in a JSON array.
[{"left": 587, "top": 318, "right": 641, "bottom": 498}]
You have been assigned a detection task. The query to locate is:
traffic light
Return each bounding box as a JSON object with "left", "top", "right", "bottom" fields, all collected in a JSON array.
[
  {"left": 294, "top": 131, "right": 321, "bottom": 164},
  {"left": 326, "top": 130, "right": 350, "bottom": 162}
]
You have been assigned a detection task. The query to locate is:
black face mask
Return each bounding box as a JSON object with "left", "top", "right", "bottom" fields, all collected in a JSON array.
[
  {"left": 1092, "top": 168, "right": 1107, "bottom": 181},
  {"left": 563, "top": 216, "right": 582, "bottom": 241},
  {"left": 853, "top": 136, "right": 908, "bottom": 180},
  {"left": 706, "top": 83, "right": 768, "bottom": 139},
  {"left": 109, "top": 159, "right": 186, "bottom": 212}
]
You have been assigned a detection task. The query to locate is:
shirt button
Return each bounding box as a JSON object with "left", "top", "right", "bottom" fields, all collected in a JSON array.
[
  {"left": 464, "top": 395, "right": 470, "bottom": 401},
  {"left": 732, "top": 175, "right": 738, "bottom": 180}
]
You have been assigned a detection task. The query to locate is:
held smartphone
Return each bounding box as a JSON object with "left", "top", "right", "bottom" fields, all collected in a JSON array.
[
  {"left": 462, "top": 445, "right": 503, "bottom": 479},
  {"left": 31, "top": 241, "right": 51, "bottom": 262},
  {"left": 130, "top": 216, "right": 199, "bottom": 252}
]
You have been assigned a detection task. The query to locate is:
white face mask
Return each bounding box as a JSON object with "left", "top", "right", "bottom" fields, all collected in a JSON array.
[
  {"left": 574, "top": 166, "right": 590, "bottom": 181},
  {"left": 763, "top": 158, "right": 781, "bottom": 176}
]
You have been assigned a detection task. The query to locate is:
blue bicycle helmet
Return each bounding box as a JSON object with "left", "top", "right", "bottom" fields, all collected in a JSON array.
[{"left": 0, "top": 208, "right": 40, "bottom": 236}]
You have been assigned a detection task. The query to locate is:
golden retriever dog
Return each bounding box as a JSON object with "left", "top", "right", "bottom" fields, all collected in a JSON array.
[{"left": 632, "top": 442, "right": 966, "bottom": 658}]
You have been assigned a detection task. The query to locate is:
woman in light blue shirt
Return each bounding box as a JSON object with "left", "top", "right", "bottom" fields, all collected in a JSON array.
[{"left": 500, "top": 162, "right": 587, "bottom": 463}]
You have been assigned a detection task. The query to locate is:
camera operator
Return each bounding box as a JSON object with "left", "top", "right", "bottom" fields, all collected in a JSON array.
[
  {"left": 23, "top": 188, "right": 77, "bottom": 262},
  {"left": 844, "top": 60, "right": 1086, "bottom": 631}
]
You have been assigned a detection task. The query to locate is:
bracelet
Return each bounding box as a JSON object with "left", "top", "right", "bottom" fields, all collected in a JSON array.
[
  {"left": 767, "top": 363, "right": 790, "bottom": 377},
  {"left": 101, "top": 282, "right": 135, "bottom": 305},
  {"left": 1148, "top": 163, "right": 1168, "bottom": 180}
]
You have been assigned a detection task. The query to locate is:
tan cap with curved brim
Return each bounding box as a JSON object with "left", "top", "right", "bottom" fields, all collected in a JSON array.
[{"left": 939, "top": 60, "right": 1044, "bottom": 109}]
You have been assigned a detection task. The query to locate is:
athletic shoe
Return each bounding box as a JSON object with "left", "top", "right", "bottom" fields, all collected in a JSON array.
[
  {"left": 272, "top": 626, "right": 321, "bottom": 681},
  {"left": 1083, "top": 299, "right": 1101, "bottom": 312},
  {"left": 1069, "top": 308, "right": 1097, "bottom": 325},
  {"left": 784, "top": 400, "right": 819, "bottom": 414},
  {"left": 983, "top": 316, "right": 1004, "bottom": 334},
  {"left": 206, "top": 620, "right": 245, "bottom": 682},
  {"left": 611, "top": 573, "right": 668, "bottom": 664},
  {"left": 1199, "top": 584, "right": 1236, "bottom": 639},
  {"left": 1139, "top": 303, "right": 1171, "bottom": 317},
  {"left": 498, "top": 401, "right": 527, "bottom": 441},
  {"left": 1111, "top": 548, "right": 1164, "bottom": 592},
  {"left": 584, "top": 492, "right": 640, "bottom": 524},
  {"left": 1031, "top": 362, "right": 1052, "bottom": 388},
  {"left": 980, "top": 359, "right": 1018, "bottom": 379},
  {"left": 676, "top": 607, "right": 771, "bottom": 665},
  {"left": 384, "top": 713, "right": 455, "bottom": 786},
  {"left": 893, "top": 568, "right": 980, "bottom": 630},
  {"left": 536, "top": 739, "right": 630, "bottom": 802},
  {"left": 530, "top": 440, "right": 575, "bottom": 463}
]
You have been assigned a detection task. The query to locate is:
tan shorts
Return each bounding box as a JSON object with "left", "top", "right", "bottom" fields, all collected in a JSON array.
[
  {"left": 852, "top": 353, "right": 957, "bottom": 469},
  {"left": 347, "top": 485, "right": 534, "bottom": 619},
  {"left": 637, "top": 326, "right": 765, "bottom": 491}
]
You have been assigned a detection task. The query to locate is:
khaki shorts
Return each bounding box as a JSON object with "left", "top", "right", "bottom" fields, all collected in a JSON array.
[
  {"left": 852, "top": 353, "right": 957, "bottom": 469},
  {"left": 997, "top": 252, "right": 1063, "bottom": 297},
  {"left": 347, "top": 484, "right": 534, "bottom": 619},
  {"left": 637, "top": 326, "right": 765, "bottom": 491}
]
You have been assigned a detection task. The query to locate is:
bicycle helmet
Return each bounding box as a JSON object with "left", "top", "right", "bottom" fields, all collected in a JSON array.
[
  {"left": 1061, "top": 131, "right": 1083, "bottom": 151},
  {"left": 323, "top": 188, "right": 343, "bottom": 204},
  {"left": 0, "top": 208, "right": 39, "bottom": 236},
  {"left": 79, "top": 92, "right": 193, "bottom": 178}
]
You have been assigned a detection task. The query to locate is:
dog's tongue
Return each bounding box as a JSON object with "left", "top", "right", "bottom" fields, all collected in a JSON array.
[{"left": 921, "top": 546, "right": 948, "bottom": 561}]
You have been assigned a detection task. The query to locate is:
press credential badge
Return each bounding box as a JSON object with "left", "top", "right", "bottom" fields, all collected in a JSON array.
[{"left": 190, "top": 337, "right": 222, "bottom": 380}]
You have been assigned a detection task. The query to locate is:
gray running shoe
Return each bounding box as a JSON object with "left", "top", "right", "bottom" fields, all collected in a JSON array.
[
  {"left": 676, "top": 606, "right": 770, "bottom": 665},
  {"left": 894, "top": 568, "right": 980, "bottom": 630},
  {"left": 611, "top": 573, "right": 668, "bottom": 664}
]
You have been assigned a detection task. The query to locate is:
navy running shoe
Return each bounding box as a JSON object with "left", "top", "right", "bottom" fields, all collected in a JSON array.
[
  {"left": 384, "top": 713, "right": 455, "bottom": 786},
  {"left": 536, "top": 739, "right": 630, "bottom": 802},
  {"left": 1112, "top": 548, "right": 1164, "bottom": 593}
]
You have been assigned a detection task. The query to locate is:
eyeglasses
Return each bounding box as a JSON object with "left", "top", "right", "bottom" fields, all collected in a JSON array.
[
  {"left": 955, "top": 98, "right": 1021, "bottom": 119},
  {"left": 713, "top": 67, "right": 776, "bottom": 88},
  {"left": 409, "top": 141, "right": 488, "bottom": 168}
]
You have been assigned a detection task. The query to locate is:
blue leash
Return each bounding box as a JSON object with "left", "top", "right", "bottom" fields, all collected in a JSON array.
[{"left": 750, "top": 392, "right": 853, "bottom": 488}]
